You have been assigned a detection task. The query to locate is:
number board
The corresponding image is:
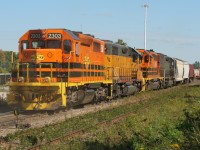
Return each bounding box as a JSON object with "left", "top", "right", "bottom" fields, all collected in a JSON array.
[
  {"left": 30, "top": 33, "right": 41, "bottom": 39},
  {"left": 48, "top": 33, "right": 62, "bottom": 39}
]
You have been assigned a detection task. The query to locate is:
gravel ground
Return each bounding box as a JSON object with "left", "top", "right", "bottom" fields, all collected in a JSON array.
[{"left": 0, "top": 97, "right": 138, "bottom": 137}]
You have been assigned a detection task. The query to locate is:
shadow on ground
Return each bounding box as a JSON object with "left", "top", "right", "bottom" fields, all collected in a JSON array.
[{"left": 0, "top": 104, "right": 12, "bottom": 113}]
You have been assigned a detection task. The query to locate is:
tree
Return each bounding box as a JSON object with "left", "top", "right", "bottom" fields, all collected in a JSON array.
[
  {"left": 0, "top": 49, "right": 6, "bottom": 72},
  {"left": 115, "top": 39, "right": 127, "bottom": 46},
  {"left": 193, "top": 61, "right": 200, "bottom": 69},
  {"left": 0, "top": 50, "right": 18, "bottom": 73}
]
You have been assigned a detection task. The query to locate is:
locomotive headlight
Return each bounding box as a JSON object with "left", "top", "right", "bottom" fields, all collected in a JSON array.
[
  {"left": 18, "top": 77, "right": 24, "bottom": 82},
  {"left": 44, "top": 77, "right": 51, "bottom": 82}
]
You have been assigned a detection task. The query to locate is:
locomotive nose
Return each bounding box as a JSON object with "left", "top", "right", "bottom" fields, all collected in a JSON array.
[{"left": 21, "top": 49, "right": 62, "bottom": 63}]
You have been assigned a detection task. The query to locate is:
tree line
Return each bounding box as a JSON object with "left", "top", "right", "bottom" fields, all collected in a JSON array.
[
  {"left": 0, "top": 49, "right": 18, "bottom": 73},
  {"left": 193, "top": 61, "right": 200, "bottom": 69}
]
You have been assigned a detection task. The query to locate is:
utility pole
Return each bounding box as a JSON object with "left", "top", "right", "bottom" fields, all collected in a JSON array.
[{"left": 143, "top": 4, "right": 149, "bottom": 51}]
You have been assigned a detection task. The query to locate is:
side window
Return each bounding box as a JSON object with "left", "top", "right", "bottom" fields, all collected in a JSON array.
[
  {"left": 112, "top": 46, "right": 118, "bottom": 55},
  {"left": 171, "top": 61, "right": 174, "bottom": 68},
  {"left": 63, "top": 40, "right": 72, "bottom": 53},
  {"left": 132, "top": 53, "right": 137, "bottom": 62},
  {"left": 75, "top": 42, "right": 79, "bottom": 56},
  {"left": 21, "top": 41, "right": 29, "bottom": 50},
  {"left": 122, "top": 47, "right": 128, "bottom": 54},
  {"left": 144, "top": 55, "right": 149, "bottom": 63},
  {"left": 153, "top": 54, "right": 157, "bottom": 61},
  {"left": 93, "top": 42, "right": 100, "bottom": 52}
]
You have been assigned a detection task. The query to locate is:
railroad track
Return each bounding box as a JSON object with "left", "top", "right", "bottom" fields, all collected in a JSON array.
[
  {"left": 0, "top": 102, "right": 106, "bottom": 132},
  {"left": 0, "top": 111, "right": 12, "bottom": 116},
  {"left": 0, "top": 111, "right": 46, "bottom": 129},
  {"left": 0, "top": 112, "right": 17, "bottom": 126},
  {"left": 27, "top": 112, "right": 137, "bottom": 150}
]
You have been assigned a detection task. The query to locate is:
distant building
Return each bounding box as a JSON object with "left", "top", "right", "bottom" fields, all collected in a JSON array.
[
  {"left": 0, "top": 86, "right": 9, "bottom": 101},
  {"left": 0, "top": 73, "right": 11, "bottom": 85},
  {"left": 0, "top": 91, "right": 8, "bottom": 100}
]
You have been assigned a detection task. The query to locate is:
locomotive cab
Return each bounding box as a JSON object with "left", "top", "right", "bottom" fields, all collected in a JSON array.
[{"left": 13, "top": 29, "right": 82, "bottom": 83}]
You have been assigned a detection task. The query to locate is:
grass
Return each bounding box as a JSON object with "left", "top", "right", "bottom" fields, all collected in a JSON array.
[{"left": 1, "top": 85, "right": 200, "bottom": 150}]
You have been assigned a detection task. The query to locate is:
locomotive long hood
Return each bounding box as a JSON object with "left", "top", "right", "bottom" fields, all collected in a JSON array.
[{"left": 21, "top": 49, "right": 62, "bottom": 63}]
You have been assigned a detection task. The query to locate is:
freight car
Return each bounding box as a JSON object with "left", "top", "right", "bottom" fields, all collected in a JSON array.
[
  {"left": 194, "top": 69, "right": 200, "bottom": 79},
  {"left": 7, "top": 29, "right": 142, "bottom": 111},
  {"left": 189, "top": 64, "right": 195, "bottom": 82},
  {"left": 183, "top": 61, "right": 189, "bottom": 83},
  {"left": 174, "top": 58, "right": 185, "bottom": 83}
]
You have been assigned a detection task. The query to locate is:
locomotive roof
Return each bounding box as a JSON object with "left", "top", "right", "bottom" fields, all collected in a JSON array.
[
  {"left": 173, "top": 57, "right": 184, "bottom": 61},
  {"left": 143, "top": 50, "right": 153, "bottom": 58},
  {"left": 173, "top": 57, "right": 189, "bottom": 64},
  {"left": 65, "top": 29, "right": 80, "bottom": 41},
  {"left": 130, "top": 47, "right": 142, "bottom": 56},
  {"left": 28, "top": 29, "right": 81, "bottom": 41}
]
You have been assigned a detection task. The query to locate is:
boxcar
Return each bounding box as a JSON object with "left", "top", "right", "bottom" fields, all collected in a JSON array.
[
  {"left": 194, "top": 69, "right": 200, "bottom": 79},
  {"left": 189, "top": 64, "right": 195, "bottom": 81},
  {"left": 174, "top": 58, "right": 184, "bottom": 83},
  {"left": 183, "top": 61, "right": 189, "bottom": 83}
]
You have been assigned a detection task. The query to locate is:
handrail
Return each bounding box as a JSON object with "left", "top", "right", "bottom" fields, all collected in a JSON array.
[
  {"left": 17, "top": 63, "right": 19, "bottom": 80},
  {"left": 50, "top": 63, "right": 53, "bottom": 79},
  {"left": 39, "top": 63, "right": 41, "bottom": 82},
  {"left": 26, "top": 63, "right": 29, "bottom": 82},
  {"left": 68, "top": 51, "right": 74, "bottom": 83},
  {"left": 17, "top": 62, "right": 54, "bottom": 83}
]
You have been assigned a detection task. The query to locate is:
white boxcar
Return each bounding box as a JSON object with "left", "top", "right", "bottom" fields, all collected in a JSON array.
[
  {"left": 183, "top": 61, "right": 189, "bottom": 82},
  {"left": 174, "top": 58, "right": 184, "bottom": 82},
  {"left": 194, "top": 69, "right": 200, "bottom": 78}
]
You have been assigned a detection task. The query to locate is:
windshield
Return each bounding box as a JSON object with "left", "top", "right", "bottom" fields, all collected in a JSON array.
[
  {"left": 32, "top": 40, "right": 45, "bottom": 49},
  {"left": 47, "top": 40, "right": 61, "bottom": 49},
  {"left": 26, "top": 40, "right": 62, "bottom": 49}
]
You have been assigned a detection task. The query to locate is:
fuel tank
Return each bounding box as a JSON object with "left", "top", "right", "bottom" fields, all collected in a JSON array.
[
  {"left": 122, "top": 85, "right": 138, "bottom": 96},
  {"left": 71, "top": 89, "right": 96, "bottom": 105}
]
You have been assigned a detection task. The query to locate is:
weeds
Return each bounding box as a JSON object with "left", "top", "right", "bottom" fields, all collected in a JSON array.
[{"left": 3, "top": 85, "right": 200, "bottom": 149}]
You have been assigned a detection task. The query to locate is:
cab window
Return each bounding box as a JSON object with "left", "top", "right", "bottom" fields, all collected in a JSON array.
[
  {"left": 21, "top": 40, "right": 29, "bottom": 50},
  {"left": 144, "top": 55, "right": 149, "bottom": 63},
  {"left": 93, "top": 42, "right": 100, "bottom": 52},
  {"left": 63, "top": 40, "right": 72, "bottom": 53},
  {"left": 132, "top": 53, "right": 137, "bottom": 62},
  {"left": 47, "top": 40, "right": 61, "bottom": 49},
  {"left": 32, "top": 40, "right": 45, "bottom": 49}
]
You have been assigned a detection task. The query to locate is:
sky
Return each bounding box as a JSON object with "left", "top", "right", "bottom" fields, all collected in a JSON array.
[{"left": 0, "top": 0, "right": 199, "bottom": 63}]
